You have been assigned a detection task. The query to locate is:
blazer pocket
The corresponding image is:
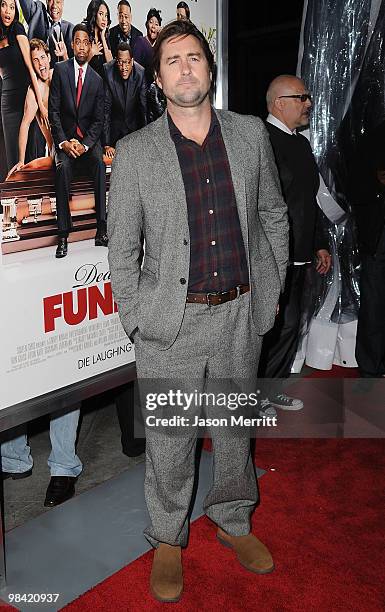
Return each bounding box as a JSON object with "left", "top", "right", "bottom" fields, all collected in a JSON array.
[
  {"left": 141, "top": 267, "right": 156, "bottom": 280},
  {"left": 141, "top": 253, "right": 159, "bottom": 280}
]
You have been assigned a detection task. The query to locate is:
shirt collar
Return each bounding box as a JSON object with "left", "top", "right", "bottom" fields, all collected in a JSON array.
[
  {"left": 48, "top": 15, "right": 61, "bottom": 27},
  {"left": 119, "top": 26, "right": 131, "bottom": 38},
  {"left": 168, "top": 107, "right": 219, "bottom": 140},
  {"left": 266, "top": 113, "right": 296, "bottom": 135},
  {"left": 74, "top": 58, "right": 88, "bottom": 73}
]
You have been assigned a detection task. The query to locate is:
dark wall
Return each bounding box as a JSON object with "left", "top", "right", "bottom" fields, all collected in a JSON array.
[{"left": 228, "top": 1, "right": 305, "bottom": 118}]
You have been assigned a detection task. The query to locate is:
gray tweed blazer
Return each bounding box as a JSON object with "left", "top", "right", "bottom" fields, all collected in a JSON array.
[{"left": 108, "top": 108, "right": 289, "bottom": 349}]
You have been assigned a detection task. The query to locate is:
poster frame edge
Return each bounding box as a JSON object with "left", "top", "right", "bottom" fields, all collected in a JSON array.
[
  {"left": 0, "top": 363, "right": 136, "bottom": 433},
  {"left": 215, "top": 0, "right": 229, "bottom": 109}
]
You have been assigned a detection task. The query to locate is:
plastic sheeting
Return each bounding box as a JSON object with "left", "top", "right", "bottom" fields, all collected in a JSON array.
[{"left": 293, "top": 0, "right": 382, "bottom": 370}]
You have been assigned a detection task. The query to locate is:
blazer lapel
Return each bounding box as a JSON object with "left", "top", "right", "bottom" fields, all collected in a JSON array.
[
  {"left": 66, "top": 59, "right": 76, "bottom": 108},
  {"left": 151, "top": 112, "right": 189, "bottom": 234},
  {"left": 115, "top": 77, "right": 126, "bottom": 114},
  {"left": 124, "top": 75, "right": 134, "bottom": 116},
  {"left": 78, "top": 65, "right": 92, "bottom": 110},
  {"left": 124, "top": 66, "right": 138, "bottom": 115},
  {"left": 216, "top": 109, "right": 249, "bottom": 256},
  {"left": 60, "top": 22, "right": 68, "bottom": 40}
]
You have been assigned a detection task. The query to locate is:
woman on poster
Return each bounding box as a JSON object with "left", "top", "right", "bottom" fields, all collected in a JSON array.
[
  {"left": 83, "top": 0, "right": 113, "bottom": 78},
  {"left": 0, "top": 0, "right": 49, "bottom": 171},
  {"left": 134, "top": 8, "right": 165, "bottom": 122},
  {"left": 134, "top": 8, "right": 162, "bottom": 85}
]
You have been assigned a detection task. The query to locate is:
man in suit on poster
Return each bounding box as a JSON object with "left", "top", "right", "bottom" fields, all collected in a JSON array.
[
  {"left": 257, "top": 75, "right": 331, "bottom": 416},
  {"left": 103, "top": 42, "right": 147, "bottom": 159},
  {"left": 108, "top": 19, "right": 288, "bottom": 603},
  {"left": 19, "top": 0, "right": 74, "bottom": 65},
  {"left": 49, "top": 23, "right": 108, "bottom": 258},
  {"left": 109, "top": 0, "right": 143, "bottom": 58}
]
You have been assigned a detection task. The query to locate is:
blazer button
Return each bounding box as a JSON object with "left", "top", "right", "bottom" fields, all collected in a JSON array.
[
  {"left": 180, "top": 278, "right": 186, "bottom": 285},
  {"left": 183, "top": 239, "right": 188, "bottom": 245}
]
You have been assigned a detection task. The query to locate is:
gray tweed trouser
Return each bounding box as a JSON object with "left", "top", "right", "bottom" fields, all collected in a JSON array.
[{"left": 134, "top": 291, "right": 262, "bottom": 547}]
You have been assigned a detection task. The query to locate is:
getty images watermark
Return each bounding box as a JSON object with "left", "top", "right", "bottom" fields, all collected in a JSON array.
[{"left": 144, "top": 390, "right": 277, "bottom": 429}]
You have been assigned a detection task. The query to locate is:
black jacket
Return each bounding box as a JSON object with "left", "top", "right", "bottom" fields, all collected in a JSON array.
[
  {"left": 103, "top": 60, "right": 147, "bottom": 147},
  {"left": 109, "top": 24, "right": 143, "bottom": 58},
  {"left": 266, "top": 121, "right": 328, "bottom": 262},
  {"left": 19, "top": 0, "right": 73, "bottom": 66},
  {"left": 348, "top": 120, "right": 385, "bottom": 255},
  {"left": 48, "top": 59, "right": 104, "bottom": 150}
]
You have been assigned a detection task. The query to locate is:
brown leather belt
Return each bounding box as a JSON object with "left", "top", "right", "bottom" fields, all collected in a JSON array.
[{"left": 186, "top": 284, "right": 250, "bottom": 306}]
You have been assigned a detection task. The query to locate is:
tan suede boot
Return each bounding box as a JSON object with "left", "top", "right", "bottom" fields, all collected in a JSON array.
[
  {"left": 150, "top": 543, "right": 183, "bottom": 603},
  {"left": 217, "top": 528, "right": 274, "bottom": 574}
]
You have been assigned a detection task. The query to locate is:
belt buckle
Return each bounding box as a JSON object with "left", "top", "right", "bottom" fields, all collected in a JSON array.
[{"left": 206, "top": 292, "right": 217, "bottom": 306}]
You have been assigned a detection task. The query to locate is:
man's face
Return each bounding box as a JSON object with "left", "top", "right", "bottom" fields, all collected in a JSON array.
[
  {"left": 176, "top": 7, "right": 187, "bottom": 21},
  {"left": 116, "top": 49, "right": 133, "bottom": 80},
  {"left": 276, "top": 79, "right": 312, "bottom": 131},
  {"left": 118, "top": 4, "right": 131, "bottom": 35},
  {"left": 156, "top": 34, "right": 211, "bottom": 109},
  {"left": 72, "top": 30, "right": 90, "bottom": 65},
  {"left": 31, "top": 47, "right": 50, "bottom": 81},
  {"left": 47, "top": 0, "right": 63, "bottom": 23}
]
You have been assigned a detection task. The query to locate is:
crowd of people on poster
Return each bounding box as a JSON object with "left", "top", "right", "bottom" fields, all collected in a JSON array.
[{"left": 0, "top": 0, "right": 204, "bottom": 185}]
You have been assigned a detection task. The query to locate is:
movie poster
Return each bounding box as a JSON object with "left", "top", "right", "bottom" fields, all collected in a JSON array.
[
  {"left": 0, "top": 244, "right": 134, "bottom": 409},
  {"left": 0, "top": 0, "right": 218, "bottom": 410}
]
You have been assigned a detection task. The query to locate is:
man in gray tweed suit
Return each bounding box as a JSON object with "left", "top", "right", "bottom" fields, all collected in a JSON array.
[{"left": 108, "top": 19, "right": 289, "bottom": 603}]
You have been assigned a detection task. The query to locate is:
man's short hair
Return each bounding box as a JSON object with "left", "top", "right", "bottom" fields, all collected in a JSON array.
[
  {"left": 72, "top": 23, "right": 90, "bottom": 41},
  {"left": 152, "top": 19, "right": 215, "bottom": 87},
  {"left": 177, "top": 2, "right": 190, "bottom": 20},
  {"left": 118, "top": 0, "right": 131, "bottom": 9},
  {"left": 30, "top": 38, "right": 50, "bottom": 55},
  {"left": 117, "top": 41, "right": 133, "bottom": 56}
]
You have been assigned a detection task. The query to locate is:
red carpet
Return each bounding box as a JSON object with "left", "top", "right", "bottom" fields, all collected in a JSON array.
[
  {"left": 304, "top": 365, "right": 359, "bottom": 378},
  {"left": 63, "top": 439, "right": 385, "bottom": 611}
]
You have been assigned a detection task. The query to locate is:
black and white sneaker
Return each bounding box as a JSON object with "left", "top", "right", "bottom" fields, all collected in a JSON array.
[
  {"left": 258, "top": 398, "right": 277, "bottom": 417},
  {"left": 270, "top": 393, "right": 303, "bottom": 411}
]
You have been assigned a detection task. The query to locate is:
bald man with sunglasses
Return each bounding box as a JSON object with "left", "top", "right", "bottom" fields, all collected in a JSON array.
[{"left": 258, "top": 75, "right": 331, "bottom": 414}]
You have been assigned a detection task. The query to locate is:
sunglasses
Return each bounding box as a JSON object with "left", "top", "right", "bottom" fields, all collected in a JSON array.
[{"left": 278, "top": 94, "right": 312, "bottom": 102}]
